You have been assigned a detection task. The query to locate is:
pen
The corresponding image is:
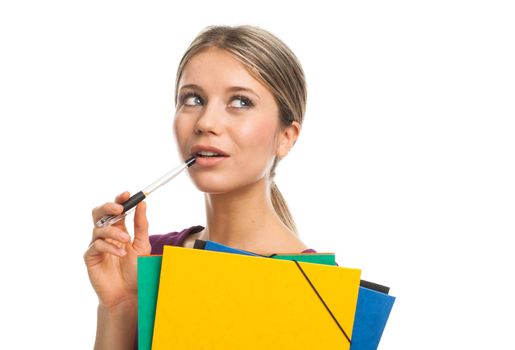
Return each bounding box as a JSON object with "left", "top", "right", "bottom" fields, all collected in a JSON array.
[{"left": 95, "top": 156, "right": 196, "bottom": 228}]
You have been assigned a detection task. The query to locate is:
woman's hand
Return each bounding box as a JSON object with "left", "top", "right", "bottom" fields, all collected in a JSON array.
[{"left": 84, "top": 191, "right": 151, "bottom": 308}]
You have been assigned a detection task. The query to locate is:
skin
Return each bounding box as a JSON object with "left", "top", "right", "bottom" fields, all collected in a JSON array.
[{"left": 84, "top": 47, "right": 305, "bottom": 349}]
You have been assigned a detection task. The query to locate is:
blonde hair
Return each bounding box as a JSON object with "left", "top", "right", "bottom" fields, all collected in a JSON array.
[{"left": 175, "top": 25, "right": 307, "bottom": 234}]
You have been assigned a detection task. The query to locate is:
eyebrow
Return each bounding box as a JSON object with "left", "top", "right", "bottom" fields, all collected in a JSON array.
[
  {"left": 179, "top": 84, "right": 261, "bottom": 100},
  {"left": 226, "top": 86, "right": 260, "bottom": 99}
]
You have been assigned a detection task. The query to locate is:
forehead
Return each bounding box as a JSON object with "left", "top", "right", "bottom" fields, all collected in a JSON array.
[{"left": 178, "top": 48, "right": 265, "bottom": 91}]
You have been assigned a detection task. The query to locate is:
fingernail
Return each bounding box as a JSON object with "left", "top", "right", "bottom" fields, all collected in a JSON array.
[{"left": 119, "top": 249, "right": 127, "bottom": 256}]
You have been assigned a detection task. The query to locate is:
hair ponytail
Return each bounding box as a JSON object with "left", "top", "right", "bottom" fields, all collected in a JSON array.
[{"left": 271, "top": 181, "right": 297, "bottom": 235}]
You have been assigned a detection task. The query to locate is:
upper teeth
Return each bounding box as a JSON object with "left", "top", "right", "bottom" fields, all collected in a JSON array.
[{"left": 197, "top": 151, "right": 222, "bottom": 156}]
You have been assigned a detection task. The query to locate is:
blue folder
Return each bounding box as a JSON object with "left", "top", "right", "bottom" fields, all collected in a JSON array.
[
  {"left": 351, "top": 285, "right": 395, "bottom": 350},
  {"left": 193, "top": 239, "right": 395, "bottom": 350}
]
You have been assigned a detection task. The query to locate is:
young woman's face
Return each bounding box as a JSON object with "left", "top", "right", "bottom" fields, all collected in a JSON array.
[{"left": 174, "top": 47, "right": 287, "bottom": 194}]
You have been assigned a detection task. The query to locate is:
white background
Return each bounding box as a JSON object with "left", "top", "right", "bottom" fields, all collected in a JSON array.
[{"left": 1, "top": 0, "right": 514, "bottom": 349}]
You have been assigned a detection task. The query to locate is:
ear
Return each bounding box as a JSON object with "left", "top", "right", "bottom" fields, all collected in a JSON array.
[{"left": 276, "top": 121, "right": 301, "bottom": 159}]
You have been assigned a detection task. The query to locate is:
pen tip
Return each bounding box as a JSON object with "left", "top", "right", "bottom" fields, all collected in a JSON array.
[{"left": 186, "top": 155, "right": 196, "bottom": 166}]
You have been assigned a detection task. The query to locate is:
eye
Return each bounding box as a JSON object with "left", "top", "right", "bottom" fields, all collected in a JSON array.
[
  {"left": 180, "top": 92, "right": 203, "bottom": 106},
  {"left": 228, "top": 95, "right": 254, "bottom": 109}
]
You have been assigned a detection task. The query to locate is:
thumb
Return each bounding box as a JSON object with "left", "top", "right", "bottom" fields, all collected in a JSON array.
[{"left": 132, "top": 201, "right": 150, "bottom": 254}]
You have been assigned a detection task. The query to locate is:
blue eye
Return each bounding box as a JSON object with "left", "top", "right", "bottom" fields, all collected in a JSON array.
[
  {"left": 181, "top": 92, "right": 203, "bottom": 106},
  {"left": 229, "top": 95, "right": 254, "bottom": 109}
]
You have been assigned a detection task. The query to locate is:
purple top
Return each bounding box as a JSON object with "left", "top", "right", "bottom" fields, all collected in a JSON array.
[{"left": 148, "top": 225, "right": 318, "bottom": 254}]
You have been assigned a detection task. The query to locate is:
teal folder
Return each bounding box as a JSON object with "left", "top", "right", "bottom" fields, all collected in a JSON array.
[{"left": 137, "top": 255, "right": 162, "bottom": 350}]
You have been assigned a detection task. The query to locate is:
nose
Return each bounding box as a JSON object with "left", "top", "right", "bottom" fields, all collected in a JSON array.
[{"left": 194, "top": 100, "right": 224, "bottom": 136}]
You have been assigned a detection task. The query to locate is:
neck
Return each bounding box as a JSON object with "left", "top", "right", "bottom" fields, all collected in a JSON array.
[{"left": 199, "top": 178, "right": 294, "bottom": 252}]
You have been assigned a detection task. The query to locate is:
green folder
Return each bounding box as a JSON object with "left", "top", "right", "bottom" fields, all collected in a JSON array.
[{"left": 271, "top": 253, "right": 336, "bottom": 265}]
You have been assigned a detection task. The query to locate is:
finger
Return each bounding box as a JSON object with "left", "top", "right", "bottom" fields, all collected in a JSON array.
[
  {"left": 91, "top": 201, "right": 125, "bottom": 224},
  {"left": 132, "top": 201, "right": 150, "bottom": 254},
  {"left": 115, "top": 191, "right": 130, "bottom": 204},
  {"left": 91, "top": 226, "right": 131, "bottom": 245},
  {"left": 85, "top": 238, "right": 127, "bottom": 263}
]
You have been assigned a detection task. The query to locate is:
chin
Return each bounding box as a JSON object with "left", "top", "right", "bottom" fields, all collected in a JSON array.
[
  {"left": 189, "top": 174, "right": 235, "bottom": 194},
  {"left": 193, "top": 183, "right": 242, "bottom": 195},
  {"left": 189, "top": 172, "right": 265, "bottom": 195}
]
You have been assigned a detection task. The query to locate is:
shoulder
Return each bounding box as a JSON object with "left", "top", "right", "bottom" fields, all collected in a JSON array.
[{"left": 149, "top": 225, "right": 204, "bottom": 255}]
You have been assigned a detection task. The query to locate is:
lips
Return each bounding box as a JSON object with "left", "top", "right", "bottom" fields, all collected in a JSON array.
[{"left": 190, "top": 145, "right": 229, "bottom": 158}]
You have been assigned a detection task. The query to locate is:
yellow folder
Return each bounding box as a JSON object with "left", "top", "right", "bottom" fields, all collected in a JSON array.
[{"left": 152, "top": 246, "right": 361, "bottom": 350}]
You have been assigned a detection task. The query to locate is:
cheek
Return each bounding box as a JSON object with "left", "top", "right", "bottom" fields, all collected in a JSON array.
[
  {"left": 237, "top": 118, "right": 278, "bottom": 151},
  {"left": 231, "top": 118, "right": 279, "bottom": 178},
  {"left": 173, "top": 115, "right": 193, "bottom": 152}
]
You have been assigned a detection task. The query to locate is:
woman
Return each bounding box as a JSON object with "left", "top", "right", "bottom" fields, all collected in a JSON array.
[{"left": 85, "top": 25, "right": 315, "bottom": 349}]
